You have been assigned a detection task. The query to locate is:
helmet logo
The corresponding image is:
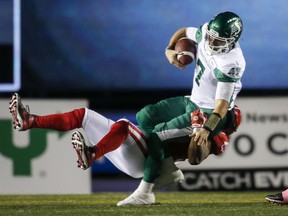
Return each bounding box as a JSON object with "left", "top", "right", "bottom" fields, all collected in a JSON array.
[{"left": 230, "top": 18, "right": 242, "bottom": 38}]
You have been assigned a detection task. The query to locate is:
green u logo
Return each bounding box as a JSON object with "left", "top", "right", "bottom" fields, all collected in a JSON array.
[{"left": 0, "top": 120, "right": 47, "bottom": 176}]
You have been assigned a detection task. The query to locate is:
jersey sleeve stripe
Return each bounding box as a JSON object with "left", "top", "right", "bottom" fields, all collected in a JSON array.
[{"left": 214, "top": 68, "right": 240, "bottom": 82}]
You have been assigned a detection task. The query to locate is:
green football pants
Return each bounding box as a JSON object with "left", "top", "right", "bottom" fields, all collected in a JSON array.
[{"left": 136, "top": 96, "right": 228, "bottom": 182}]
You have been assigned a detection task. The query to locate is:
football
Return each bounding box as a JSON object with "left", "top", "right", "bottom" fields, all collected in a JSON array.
[{"left": 174, "top": 37, "right": 197, "bottom": 65}]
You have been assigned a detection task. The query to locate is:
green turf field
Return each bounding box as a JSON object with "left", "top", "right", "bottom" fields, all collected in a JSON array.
[{"left": 0, "top": 191, "right": 286, "bottom": 216}]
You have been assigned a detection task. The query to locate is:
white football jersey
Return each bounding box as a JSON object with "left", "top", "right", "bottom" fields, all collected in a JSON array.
[{"left": 186, "top": 23, "right": 246, "bottom": 110}]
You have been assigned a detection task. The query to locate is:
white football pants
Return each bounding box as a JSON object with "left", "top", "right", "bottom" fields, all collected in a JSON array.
[{"left": 81, "top": 108, "right": 147, "bottom": 178}]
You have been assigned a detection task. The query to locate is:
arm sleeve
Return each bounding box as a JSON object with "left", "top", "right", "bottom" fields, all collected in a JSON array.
[
  {"left": 215, "top": 82, "right": 235, "bottom": 102},
  {"left": 186, "top": 27, "right": 198, "bottom": 42}
]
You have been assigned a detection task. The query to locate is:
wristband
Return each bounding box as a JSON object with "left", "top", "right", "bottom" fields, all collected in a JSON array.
[{"left": 203, "top": 112, "right": 222, "bottom": 132}]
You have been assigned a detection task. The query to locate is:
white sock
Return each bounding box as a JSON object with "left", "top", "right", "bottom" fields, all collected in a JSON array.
[{"left": 134, "top": 180, "right": 154, "bottom": 194}]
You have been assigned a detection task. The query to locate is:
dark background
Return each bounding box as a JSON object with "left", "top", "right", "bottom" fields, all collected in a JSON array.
[{"left": 1, "top": 0, "right": 288, "bottom": 112}]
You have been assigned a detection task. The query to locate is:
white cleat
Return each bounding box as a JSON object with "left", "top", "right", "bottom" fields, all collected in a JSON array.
[
  {"left": 71, "top": 131, "right": 96, "bottom": 170},
  {"left": 117, "top": 192, "right": 155, "bottom": 206},
  {"left": 9, "top": 93, "right": 34, "bottom": 131}
]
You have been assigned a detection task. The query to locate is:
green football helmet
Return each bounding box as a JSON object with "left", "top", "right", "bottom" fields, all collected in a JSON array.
[{"left": 205, "top": 11, "right": 243, "bottom": 54}]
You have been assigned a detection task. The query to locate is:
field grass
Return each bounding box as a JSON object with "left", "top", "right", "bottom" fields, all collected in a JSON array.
[{"left": 0, "top": 191, "right": 286, "bottom": 216}]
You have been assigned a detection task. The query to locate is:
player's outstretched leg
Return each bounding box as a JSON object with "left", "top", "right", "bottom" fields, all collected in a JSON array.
[
  {"left": 265, "top": 189, "right": 288, "bottom": 205},
  {"left": 71, "top": 131, "right": 97, "bottom": 170},
  {"left": 9, "top": 93, "right": 85, "bottom": 131},
  {"left": 9, "top": 93, "right": 36, "bottom": 131}
]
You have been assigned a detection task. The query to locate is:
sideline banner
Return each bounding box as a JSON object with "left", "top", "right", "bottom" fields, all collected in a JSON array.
[
  {"left": 177, "top": 97, "right": 288, "bottom": 191},
  {"left": 0, "top": 98, "right": 91, "bottom": 194}
]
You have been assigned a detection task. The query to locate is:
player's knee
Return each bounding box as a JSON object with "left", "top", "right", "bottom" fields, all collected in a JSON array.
[
  {"left": 136, "top": 105, "right": 157, "bottom": 129},
  {"left": 115, "top": 119, "right": 130, "bottom": 136},
  {"left": 211, "top": 132, "right": 229, "bottom": 155}
]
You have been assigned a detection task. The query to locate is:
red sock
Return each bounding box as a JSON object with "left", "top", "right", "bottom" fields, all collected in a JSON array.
[
  {"left": 94, "top": 120, "right": 129, "bottom": 159},
  {"left": 283, "top": 188, "right": 288, "bottom": 203},
  {"left": 33, "top": 108, "right": 85, "bottom": 131}
]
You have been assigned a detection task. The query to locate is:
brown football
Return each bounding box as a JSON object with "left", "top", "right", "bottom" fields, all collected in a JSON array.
[{"left": 174, "top": 37, "right": 197, "bottom": 65}]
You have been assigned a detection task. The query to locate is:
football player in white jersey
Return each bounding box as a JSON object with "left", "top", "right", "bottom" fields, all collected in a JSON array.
[{"left": 117, "top": 11, "right": 245, "bottom": 206}]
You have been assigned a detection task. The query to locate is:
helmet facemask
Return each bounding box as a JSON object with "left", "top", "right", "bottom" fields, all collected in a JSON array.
[{"left": 205, "top": 27, "right": 235, "bottom": 54}]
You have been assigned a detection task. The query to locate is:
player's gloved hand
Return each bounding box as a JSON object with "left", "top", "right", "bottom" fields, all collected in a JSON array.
[
  {"left": 191, "top": 110, "right": 207, "bottom": 130},
  {"left": 165, "top": 49, "right": 185, "bottom": 70},
  {"left": 190, "top": 110, "right": 209, "bottom": 146}
]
